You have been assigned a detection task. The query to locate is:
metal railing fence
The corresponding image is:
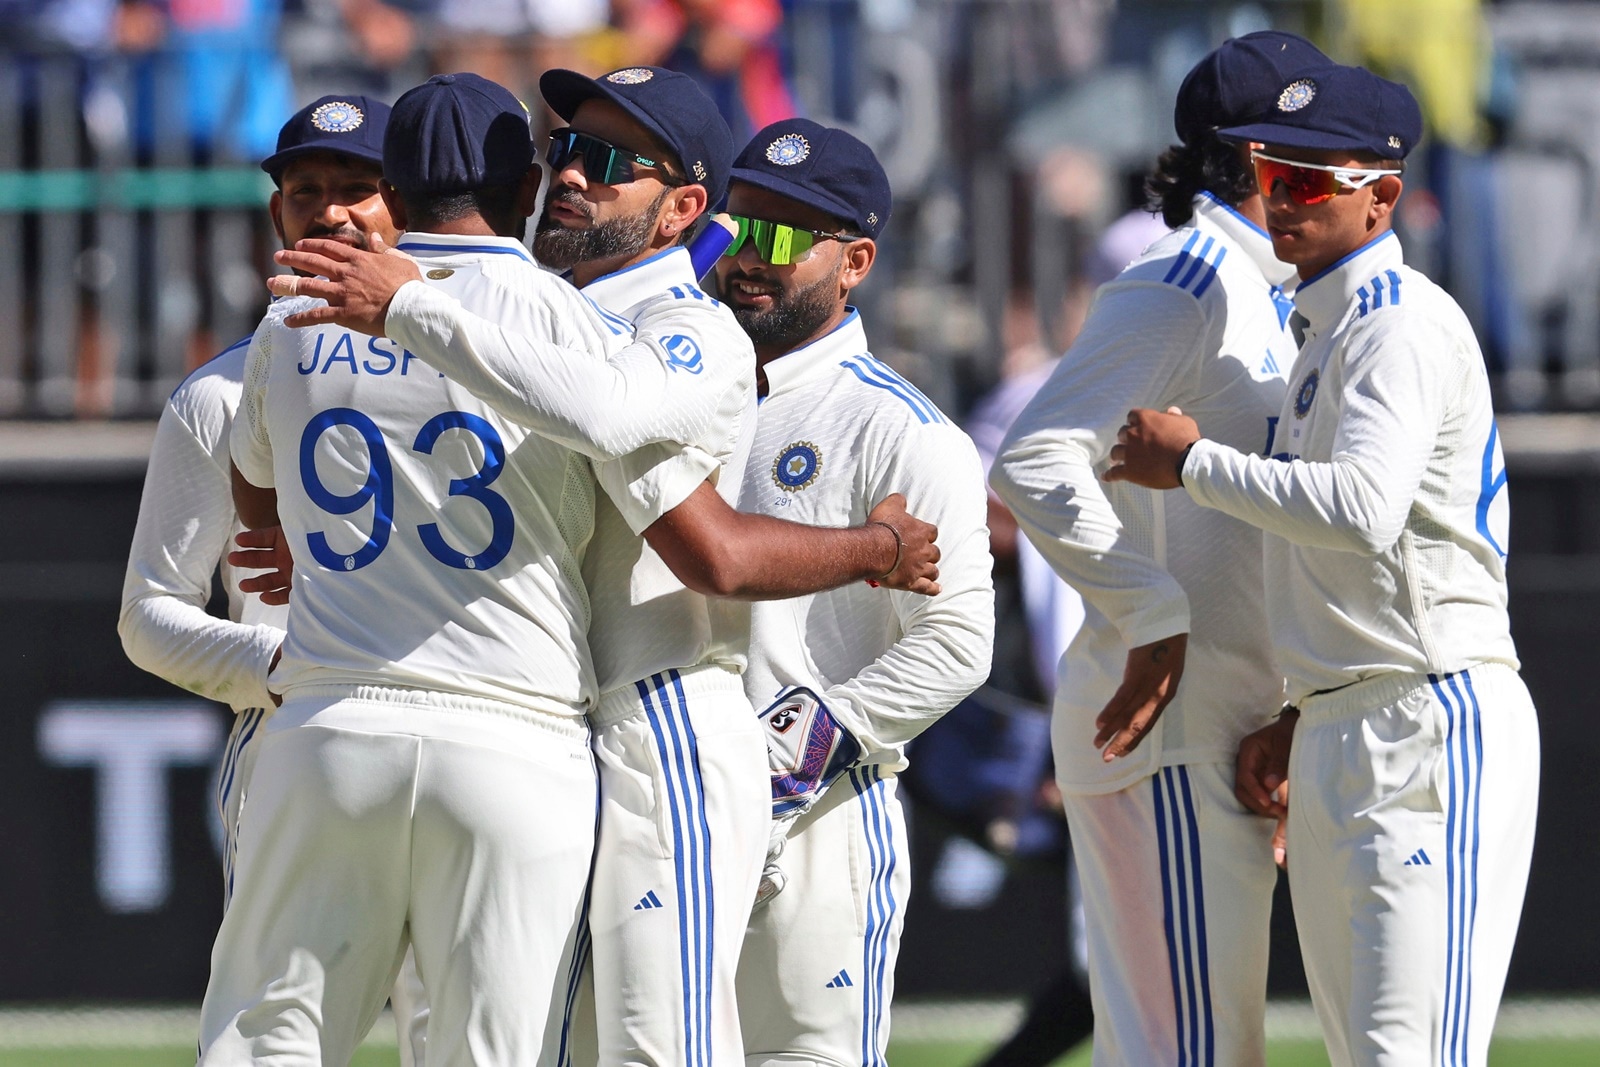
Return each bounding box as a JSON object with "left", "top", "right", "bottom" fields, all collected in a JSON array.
[{"left": 0, "top": 50, "right": 278, "bottom": 419}]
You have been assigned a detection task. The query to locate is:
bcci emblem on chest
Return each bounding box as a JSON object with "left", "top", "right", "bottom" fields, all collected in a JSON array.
[{"left": 773, "top": 442, "right": 822, "bottom": 491}]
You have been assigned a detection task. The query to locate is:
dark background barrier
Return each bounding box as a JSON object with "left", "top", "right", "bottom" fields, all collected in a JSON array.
[{"left": 0, "top": 437, "right": 1594, "bottom": 1000}]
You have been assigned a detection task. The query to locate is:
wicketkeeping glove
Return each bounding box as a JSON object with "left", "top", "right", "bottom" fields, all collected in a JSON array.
[
  {"left": 760, "top": 686, "right": 861, "bottom": 818},
  {"left": 753, "top": 686, "right": 862, "bottom": 907}
]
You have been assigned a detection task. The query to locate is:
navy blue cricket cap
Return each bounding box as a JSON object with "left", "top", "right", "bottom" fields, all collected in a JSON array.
[
  {"left": 540, "top": 66, "right": 735, "bottom": 206},
  {"left": 383, "top": 73, "right": 534, "bottom": 195},
  {"left": 1174, "top": 31, "right": 1330, "bottom": 146},
  {"left": 261, "top": 95, "right": 390, "bottom": 180},
  {"left": 729, "top": 118, "right": 891, "bottom": 240},
  {"left": 1219, "top": 62, "right": 1423, "bottom": 160}
]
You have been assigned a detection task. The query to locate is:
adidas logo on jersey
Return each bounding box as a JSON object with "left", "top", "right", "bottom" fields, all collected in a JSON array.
[
  {"left": 825, "top": 969, "right": 853, "bottom": 988},
  {"left": 1403, "top": 849, "right": 1432, "bottom": 867},
  {"left": 634, "top": 890, "right": 665, "bottom": 910}
]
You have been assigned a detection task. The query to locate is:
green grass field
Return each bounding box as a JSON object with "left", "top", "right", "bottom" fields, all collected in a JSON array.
[
  {"left": 1, "top": 1038, "right": 1597, "bottom": 1066},
  {"left": 1, "top": 1002, "right": 1594, "bottom": 1065}
]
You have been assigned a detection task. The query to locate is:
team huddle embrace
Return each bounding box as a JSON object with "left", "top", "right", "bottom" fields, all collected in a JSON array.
[{"left": 118, "top": 29, "right": 1537, "bottom": 1067}]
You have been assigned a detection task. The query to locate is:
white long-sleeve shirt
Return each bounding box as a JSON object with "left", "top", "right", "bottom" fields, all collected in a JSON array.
[
  {"left": 383, "top": 245, "right": 758, "bottom": 695},
  {"left": 119, "top": 337, "right": 288, "bottom": 713},
  {"left": 384, "top": 247, "right": 749, "bottom": 465},
  {"left": 231, "top": 234, "right": 629, "bottom": 716},
  {"left": 575, "top": 248, "right": 758, "bottom": 695},
  {"left": 739, "top": 311, "right": 994, "bottom": 771},
  {"left": 992, "top": 194, "right": 1296, "bottom": 793},
  {"left": 1181, "top": 230, "right": 1519, "bottom": 703}
]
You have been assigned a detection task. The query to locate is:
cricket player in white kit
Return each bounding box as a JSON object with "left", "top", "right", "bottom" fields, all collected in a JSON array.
[
  {"left": 120, "top": 95, "right": 393, "bottom": 903},
  {"left": 1109, "top": 62, "right": 1539, "bottom": 1067},
  {"left": 203, "top": 73, "right": 677, "bottom": 1065},
  {"left": 712, "top": 119, "right": 995, "bottom": 1066},
  {"left": 271, "top": 69, "right": 942, "bottom": 1067},
  {"left": 991, "top": 34, "right": 1325, "bottom": 1067}
]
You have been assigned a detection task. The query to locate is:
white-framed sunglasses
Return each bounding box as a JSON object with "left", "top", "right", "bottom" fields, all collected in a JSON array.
[{"left": 1251, "top": 150, "right": 1403, "bottom": 205}]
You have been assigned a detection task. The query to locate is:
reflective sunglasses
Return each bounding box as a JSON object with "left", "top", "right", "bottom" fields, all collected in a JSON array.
[
  {"left": 1252, "top": 150, "right": 1402, "bottom": 206},
  {"left": 721, "top": 213, "right": 852, "bottom": 266},
  {"left": 546, "top": 128, "right": 683, "bottom": 186}
]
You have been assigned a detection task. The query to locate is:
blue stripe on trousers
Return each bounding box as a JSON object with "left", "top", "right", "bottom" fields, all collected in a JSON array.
[
  {"left": 1155, "top": 767, "right": 1214, "bottom": 1066},
  {"left": 667, "top": 670, "right": 716, "bottom": 1067},
  {"left": 638, "top": 676, "right": 700, "bottom": 1066},
  {"left": 1432, "top": 670, "right": 1483, "bottom": 1067}
]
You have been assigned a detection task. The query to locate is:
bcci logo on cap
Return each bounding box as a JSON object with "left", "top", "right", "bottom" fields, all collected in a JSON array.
[
  {"left": 607, "top": 68, "right": 654, "bottom": 85},
  {"left": 766, "top": 133, "right": 810, "bottom": 166},
  {"left": 310, "top": 101, "right": 364, "bottom": 133},
  {"left": 773, "top": 442, "right": 821, "bottom": 491},
  {"left": 1277, "top": 80, "right": 1316, "bottom": 113}
]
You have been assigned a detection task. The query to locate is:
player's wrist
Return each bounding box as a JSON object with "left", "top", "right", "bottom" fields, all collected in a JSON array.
[
  {"left": 869, "top": 520, "right": 903, "bottom": 579},
  {"left": 1176, "top": 439, "right": 1200, "bottom": 485}
]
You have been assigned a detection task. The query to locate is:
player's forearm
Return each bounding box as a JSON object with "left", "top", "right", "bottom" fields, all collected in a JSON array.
[
  {"left": 385, "top": 282, "right": 711, "bottom": 461},
  {"left": 231, "top": 464, "right": 280, "bottom": 530},
  {"left": 118, "top": 596, "right": 283, "bottom": 711},
  {"left": 992, "top": 437, "right": 1192, "bottom": 646},
  {"left": 669, "top": 510, "right": 899, "bottom": 600},
  {"left": 1182, "top": 439, "right": 1412, "bottom": 554}
]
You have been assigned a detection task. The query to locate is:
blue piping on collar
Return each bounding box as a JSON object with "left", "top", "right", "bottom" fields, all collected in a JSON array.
[
  {"left": 583, "top": 246, "right": 684, "bottom": 289},
  {"left": 396, "top": 240, "right": 534, "bottom": 262},
  {"left": 1198, "top": 191, "right": 1270, "bottom": 240},
  {"left": 1294, "top": 230, "right": 1398, "bottom": 292}
]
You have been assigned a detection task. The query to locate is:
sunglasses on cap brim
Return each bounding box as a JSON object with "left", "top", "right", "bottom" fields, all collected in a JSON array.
[
  {"left": 546, "top": 128, "right": 684, "bottom": 186},
  {"left": 722, "top": 213, "right": 853, "bottom": 266},
  {"left": 1251, "top": 150, "right": 1402, "bottom": 206}
]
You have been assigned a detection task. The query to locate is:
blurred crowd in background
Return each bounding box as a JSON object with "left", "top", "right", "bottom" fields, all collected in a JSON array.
[{"left": 4, "top": 0, "right": 1600, "bottom": 426}]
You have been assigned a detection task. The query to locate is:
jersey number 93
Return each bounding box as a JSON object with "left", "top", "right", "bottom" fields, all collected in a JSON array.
[{"left": 299, "top": 408, "right": 514, "bottom": 573}]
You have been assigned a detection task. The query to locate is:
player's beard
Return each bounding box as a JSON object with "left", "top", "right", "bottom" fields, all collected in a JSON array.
[
  {"left": 300, "top": 222, "right": 369, "bottom": 250},
  {"left": 533, "top": 187, "right": 668, "bottom": 270},
  {"left": 721, "top": 261, "right": 842, "bottom": 351}
]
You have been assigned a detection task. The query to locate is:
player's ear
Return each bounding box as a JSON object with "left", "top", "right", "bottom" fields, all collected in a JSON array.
[
  {"left": 839, "top": 237, "right": 876, "bottom": 293},
  {"left": 661, "top": 184, "right": 709, "bottom": 240},
  {"left": 379, "top": 181, "right": 408, "bottom": 230},
  {"left": 1370, "top": 173, "right": 1403, "bottom": 224},
  {"left": 269, "top": 189, "right": 286, "bottom": 246}
]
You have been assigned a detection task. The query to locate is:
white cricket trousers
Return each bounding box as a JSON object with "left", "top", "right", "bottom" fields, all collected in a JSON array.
[
  {"left": 556, "top": 664, "right": 769, "bottom": 1067},
  {"left": 1289, "top": 665, "right": 1539, "bottom": 1067},
  {"left": 737, "top": 766, "right": 909, "bottom": 1067},
  {"left": 198, "top": 688, "right": 598, "bottom": 1067},
  {"left": 1061, "top": 761, "right": 1279, "bottom": 1067}
]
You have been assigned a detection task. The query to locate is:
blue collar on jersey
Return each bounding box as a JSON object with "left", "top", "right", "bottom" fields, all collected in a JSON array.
[
  {"left": 1292, "top": 229, "right": 1403, "bottom": 333},
  {"left": 395, "top": 231, "right": 535, "bottom": 263},
  {"left": 760, "top": 307, "right": 869, "bottom": 400},
  {"left": 581, "top": 245, "right": 700, "bottom": 318}
]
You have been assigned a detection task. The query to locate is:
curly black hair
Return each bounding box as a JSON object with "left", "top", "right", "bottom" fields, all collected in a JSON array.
[{"left": 1144, "top": 130, "right": 1255, "bottom": 229}]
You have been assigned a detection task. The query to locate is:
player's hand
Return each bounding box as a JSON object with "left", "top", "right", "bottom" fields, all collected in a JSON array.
[
  {"left": 1270, "top": 781, "right": 1289, "bottom": 869},
  {"left": 1103, "top": 407, "right": 1201, "bottom": 490},
  {"left": 1094, "top": 633, "right": 1187, "bottom": 760},
  {"left": 267, "top": 233, "right": 420, "bottom": 337},
  {"left": 867, "top": 493, "right": 941, "bottom": 596},
  {"left": 1235, "top": 710, "right": 1297, "bottom": 848},
  {"left": 229, "top": 526, "right": 294, "bottom": 606}
]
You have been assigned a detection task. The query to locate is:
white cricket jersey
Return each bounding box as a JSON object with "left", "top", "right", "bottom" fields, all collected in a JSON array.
[
  {"left": 231, "top": 232, "right": 628, "bottom": 717},
  {"left": 738, "top": 310, "right": 994, "bottom": 771},
  {"left": 1181, "top": 230, "right": 1519, "bottom": 704},
  {"left": 579, "top": 247, "right": 758, "bottom": 694},
  {"left": 120, "top": 337, "right": 289, "bottom": 713},
  {"left": 992, "top": 193, "right": 1297, "bottom": 793}
]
